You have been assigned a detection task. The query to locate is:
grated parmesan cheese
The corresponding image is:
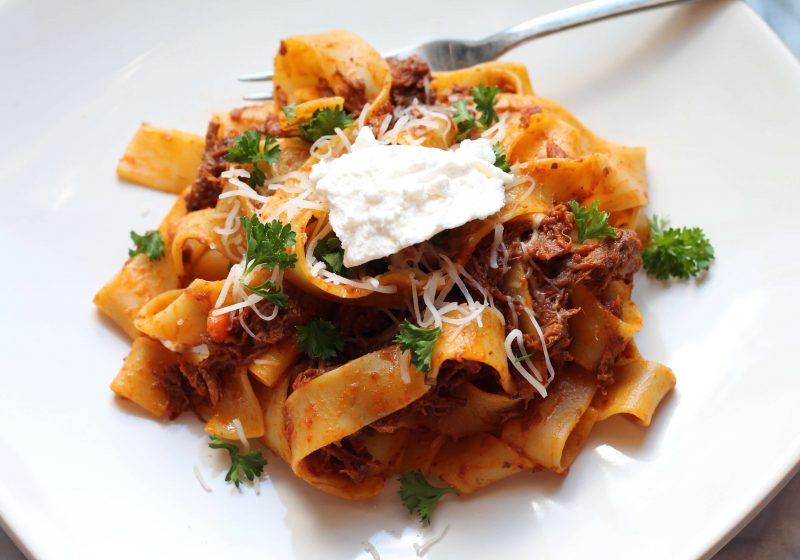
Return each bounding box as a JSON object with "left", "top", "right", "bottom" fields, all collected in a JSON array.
[
  {"left": 231, "top": 417, "right": 249, "bottom": 453},
  {"left": 399, "top": 350, "right": 411, "bottom": 384},
  {"left": 362, "top": 541, "right": 381, "bottom": 560},
  {"left": 504, "top": 329, "right": 548, "bottom": 398},
  {"left": 193, "top": 464, "right": 212, "bottom": 493},
  {"left": 413, "top": 524, "right": 450, "bottom": 557}
]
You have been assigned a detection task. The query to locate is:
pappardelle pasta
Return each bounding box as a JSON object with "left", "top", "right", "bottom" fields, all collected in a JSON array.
[{"left": 96, "top": 30, "right": 675, "bottom": 512}]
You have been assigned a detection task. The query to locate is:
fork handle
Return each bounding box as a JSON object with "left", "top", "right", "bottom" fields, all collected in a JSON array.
[{"left": 484, "top": 0, "right": 691, "bottom": 59}]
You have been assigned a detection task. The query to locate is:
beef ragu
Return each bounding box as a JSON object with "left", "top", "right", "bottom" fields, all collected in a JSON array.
[
  {"left": 297, "top": 207, "right": 643, "bottom": 482},
  {"left": 99, "top": 30, "right": 675, "bottom": 503},
  {"left": 185, "top": 121, "right": 230, "bottom": 212}
]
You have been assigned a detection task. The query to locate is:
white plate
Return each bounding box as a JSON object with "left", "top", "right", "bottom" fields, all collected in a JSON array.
[{"left": 1, "top": 0, "right": 799, "bottom": 558}]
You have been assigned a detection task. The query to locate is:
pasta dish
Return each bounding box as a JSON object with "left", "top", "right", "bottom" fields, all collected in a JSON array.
[{"left": 96, "top": 31, "right": 677, "bottom": 510}]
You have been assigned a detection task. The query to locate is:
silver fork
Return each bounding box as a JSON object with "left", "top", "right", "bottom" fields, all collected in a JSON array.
[{"left": 239, "top": 0, "right": 691, "bottom": 100}]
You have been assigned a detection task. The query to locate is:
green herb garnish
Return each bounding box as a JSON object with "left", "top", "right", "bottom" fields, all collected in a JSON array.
[
  {"left": 394, "top": 320, "right": 441, "bottom": 374},
  {"left": 281, "top": 102, "right": 298, "bottom": 123},
  {"left": 296, "top": 319, "right": 344, "bottom": 360},
  {"left": 225, "top": 129, "right": 281, "bottom": 188},
  {"left": 242, "top": 280, "right": 289, "bottom": 308},
  {"left": 313, "top": 235, "right": 347, "bottom": 276},
  {"left": 569, "top": 200, "right": 617, "bottom": 244},
  {"left": 208, "top": 435, "right": 267, "bottom": 488},
  {"left": 451, "top": 84, "right": 501, "bottom": 140},
  {"left": 128, "top": 230, "right": 165, "bottom": 260},
  {"left": 240, "top": 216, "right": 297, "bottom": 274},
  {"left": 642, "top": 216, "right": 714, "bottom": 280},
  {"left": 472, "top": 84, "right": 500, "bottom": 129},
  {"left": 492, "top": 142, "right": 511, "bottom": 172},
  {"left": 398, "top": 470, "right": 456, "bottom": 525},
  {"left": 452, "top": 99, "right": 477, "bottom": 141},
  {"left": 512, "top": 352, "right": 533, "bottom": 364},
  {"left": 298, "top": 106, "right": 355, "bottom": 143}
]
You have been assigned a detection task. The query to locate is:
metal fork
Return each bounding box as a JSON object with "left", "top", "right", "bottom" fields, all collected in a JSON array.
[{"left": 239, "top": 0, "right": 690, "bottom": 100}]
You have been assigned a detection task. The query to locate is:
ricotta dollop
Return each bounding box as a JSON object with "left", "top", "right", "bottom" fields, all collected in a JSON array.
[{"left": 310, "top": 127, "right": 512, "bottom": 267}]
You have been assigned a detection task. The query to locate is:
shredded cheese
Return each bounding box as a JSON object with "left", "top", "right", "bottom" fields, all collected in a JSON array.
[
  {"left": 399, "top": 350, "right": 411, "bottom": 384},
  {"left": 362, "top": 541, "right": 381, "bottom": 560},
  {"left": 357, "top": 102, "right": 372, "bottom": 129},
  {"left": 193, "top": 464, "right": 212, "bottom": 493},
  {"left": 334, "top": 126, "right": 353, "bottom": 152},
  {"left": 231, "top": 418, "right": 249, "bottom": 453},
  {"left": 413, "top": 524, "right": 450, "bottom": 557},
  {"left": 518, "top": 299, "right": 556, "bottom": 382},
  {"left": 504, "top": 329, "right": 548, "bottom": 398}
]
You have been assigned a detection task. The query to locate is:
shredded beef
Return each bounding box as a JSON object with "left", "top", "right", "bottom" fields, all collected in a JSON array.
[
  {"left": 184, "top": 116, "right": 285, "bottom": 211},
  {"left": 521, "top": 205, "right": 574, "bottom": 261},
  {"left": 179, "top": 359, "right": 223, "bottom": 405},
  {"left": 371, "top": 361, "right": 484, "bottom": 433},
  {"left": 164, "top": 288, "right": 314, "bottom": 410},
  {"left": 308, "top": 435, "right": 381, "bottom": 483},
  {"left": 387, "top": 55, "right": 431, "bottom": 107},
  {"left": 465, "top": 204, "right": 642, "bottom": 390},
  {"left": 198, "top": 291, "right": 315, "bottom": 403},
  {"left": 334, "top": 71, "right": 369, "bottom": 113},
  {"left": 550, "top": 229, "right": 642, "bottom": 290},
  {"left": 154, "top": 363, "right": 192, "bottom": 419},
  {"left": 185, "top": 121, "right": 230, "bottom": 211}
]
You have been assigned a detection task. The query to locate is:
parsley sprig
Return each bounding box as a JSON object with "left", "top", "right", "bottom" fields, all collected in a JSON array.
[
  {"left": 569, "top": 200, "right": 617, "bottom": 244},
  {"left": 398, "top": 470, "right": 456, "bottom": 525},
  {"left": 298, "top": 106, "right": 355, "bottom": 143},
  {"left": 643, "top": 216, "right": 714, "bottom": 280},
  {"left": 129, "top": 230, "right": 165, "bottom": 260},
  {"left": 452, "top": 99, "right": 476, "bottom": 141},
  {"left": 451, "top": 84, "right": 501, "bottom": 140},
  {"left": 472, "top": 84, "right": 500, "bottom": 128},
  {"left": 281, "top": 103, "right": 298, "bottom": 123},
  {"left": 242, "top": 280, "right": 289, "bottom": 308},
  {"left": 296, "top": 319, "right": 344, "bottom": 360},
  {"left": 208, "top": 435, "right": 267, "bottom": 488},
  {"left": 492, "top": 142, "right": 511, "bottom": 172},
  {"left": 313, "top": 234, "right": 348, "bottom": 276},
  {"left": 241, "top": 215, "right": 297, "bottom": 274},
  {"left": 395, "top": 320, "right": 441, "bottom": 374},
  {"left": 225, "top": 130, "right": 281, "bottom": 188}
]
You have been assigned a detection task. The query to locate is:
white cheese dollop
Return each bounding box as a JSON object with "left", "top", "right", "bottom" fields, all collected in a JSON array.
[{"left": 310, "top": 127, "right": 512, "bottom": 267}]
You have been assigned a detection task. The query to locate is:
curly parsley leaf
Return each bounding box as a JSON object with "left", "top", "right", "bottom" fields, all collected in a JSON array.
[
  {"left": 451, "top": 84, "right": 501, "bottom": 140},
  {"left": 492, "top": 142, "right": 511, "bottom": 172},
  {"left": 281, "top": 102, "right": 298, "bottom": 123},
  {"left": 296, "top": 319, "right": 344, "bottom": 360},
  {"left": 398, "top": 470, "right": 456, "bottom": 525},
  {"left": 224, "top": 129, "right": 281, "bottom": 187},
  {"left": 569, "top": 200, "right": 617, "bottom": 244},
  {"left": 242, "top": 280, "right": 289, "bottom": 309},
  {"left": 241, "top": 215, "right": 297, "bottom": 274},
  {"left": 394, "top": 320, "right": 441, "bottom": 374},
  {"left": 208, "top": 436, "right": 267, "bottom": 488},
  {"left": 129, "top": 230, "right": 165, "bottom": 260},
  {"left": 298, "top": 106, "right": 355, "bottom": 143},
  {"left": 642, "top": 216, "right": 715, "bottom": 280},
  {"left": 452, "top": 99, "right": 477, "bottom": 141},
  {"left": 472, "top": 84, "right": 500, "bottom": 129},
  {"left": 313, "top": 235, "right": 347, "bottom": 276}
]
